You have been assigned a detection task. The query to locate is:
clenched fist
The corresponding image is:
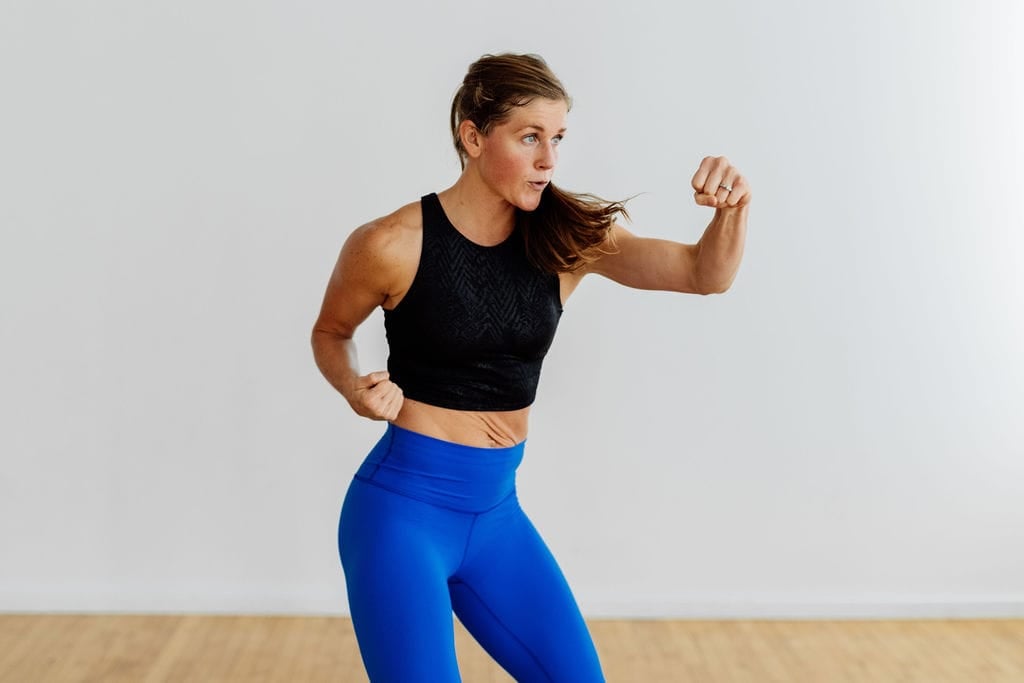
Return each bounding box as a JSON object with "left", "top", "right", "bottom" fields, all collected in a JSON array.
[
  {"left": 692, "top": 156, "right": 751, "bottom": 209},
  {"left": 346, "top": 371, "right": 404, "bottom": 421}
]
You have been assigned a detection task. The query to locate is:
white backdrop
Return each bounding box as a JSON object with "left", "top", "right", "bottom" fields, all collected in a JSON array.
[{"left": 2, "top": 0, "right": 1022, "bottom": 618}]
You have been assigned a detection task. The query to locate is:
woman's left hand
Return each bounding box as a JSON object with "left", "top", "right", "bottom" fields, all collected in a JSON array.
[{"left": 692, "top": 156, "right": 751, "bottom": 210}]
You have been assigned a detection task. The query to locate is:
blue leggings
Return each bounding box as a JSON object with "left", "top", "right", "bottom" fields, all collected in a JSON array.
[{"left": 338, "top": 424, "right": 605, "bottom": 682}]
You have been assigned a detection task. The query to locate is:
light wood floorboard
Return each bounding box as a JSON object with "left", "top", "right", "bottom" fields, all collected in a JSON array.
[{"left": 2, "top": 615, "right": 1023, "bottom": 682}]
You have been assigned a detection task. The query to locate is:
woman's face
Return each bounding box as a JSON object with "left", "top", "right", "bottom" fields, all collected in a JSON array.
[{"left": 475, "top": 97, "right": 568, "bottom": 212}]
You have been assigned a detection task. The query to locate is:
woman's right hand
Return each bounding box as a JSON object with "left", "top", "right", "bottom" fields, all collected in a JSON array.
[{"left": 345, "top": 371, "right": 404, "bottom": 421}]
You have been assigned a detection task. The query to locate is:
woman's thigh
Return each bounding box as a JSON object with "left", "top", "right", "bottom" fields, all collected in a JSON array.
[
  {"left": 451, "top": 495, "right": 605, "bottom": 682},
  {"left": 339, "top": 478, "right": 472, "bottom": 682}
]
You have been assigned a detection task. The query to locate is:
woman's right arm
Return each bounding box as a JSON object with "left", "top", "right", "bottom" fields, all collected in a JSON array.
[{"left": 311, "top": 218, "right": 409, "bottom": 421}]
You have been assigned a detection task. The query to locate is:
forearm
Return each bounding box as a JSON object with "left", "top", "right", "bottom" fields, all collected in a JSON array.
[
  {"left": 694, "top": 205, "right": 748, "bottom": 294},
  {"left": 311, "top": 330, "right": 361, "bottom": 401}
]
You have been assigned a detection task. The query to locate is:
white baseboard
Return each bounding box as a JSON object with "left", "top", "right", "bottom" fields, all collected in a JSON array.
[
  {"left": 2, "top": 584, "right": 1023, "bottom": 619},
  {"left": 0, "top": 583, "right": 347, "bottom": 615},
  {"left": 579, "top": 596, "right": 1024, "bottom": 620}
]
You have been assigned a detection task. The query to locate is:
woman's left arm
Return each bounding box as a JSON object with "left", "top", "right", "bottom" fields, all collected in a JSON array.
[{"left": 585, "top": 156, "right": 750, "bottom": 295}]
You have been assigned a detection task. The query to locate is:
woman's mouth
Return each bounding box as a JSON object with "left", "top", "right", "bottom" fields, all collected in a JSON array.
[{"left": 528, "top": 181, "right": 549, "bottom": 191}]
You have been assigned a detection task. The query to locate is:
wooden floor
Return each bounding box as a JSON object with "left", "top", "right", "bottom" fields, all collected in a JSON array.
[{"left": 2, "top": 615, "right": 1023, "bottom": 682}]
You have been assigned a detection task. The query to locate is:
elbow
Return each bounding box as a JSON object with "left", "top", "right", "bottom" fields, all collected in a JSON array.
[
  {"left": 692, "top": 277, "right": 732, "bottom": 295},
  {"left": 310, "top": 326, "right": 346, "bottom": 379},
  {"left": 691, "top": 265, "right": 733, "bottom": 296},
  {"left": 310, "top": 325, "right": 335, "bottom": 358},
  {"left": 310, "top": 327, "right": 324, "bottom": 365},
  {"left": 311, "top": 324, "right": 353, "bottom": 352}
]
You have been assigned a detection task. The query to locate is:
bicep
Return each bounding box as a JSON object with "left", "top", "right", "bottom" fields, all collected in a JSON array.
[
  {"left": 312, "top": 225, "right": 395, "bottom": 339},
  {"left": 586, "top": 224, "right": 702, "bottom": 294}
]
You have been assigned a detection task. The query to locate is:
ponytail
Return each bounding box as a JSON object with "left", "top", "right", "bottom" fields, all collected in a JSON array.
[{"left": 517, "top": 183, "right": 628, "bottom": 273}]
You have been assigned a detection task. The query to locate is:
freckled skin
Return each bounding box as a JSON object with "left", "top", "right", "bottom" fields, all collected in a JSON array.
[{"left": 471, "top": 98, "right": 567, "bottom": 213}]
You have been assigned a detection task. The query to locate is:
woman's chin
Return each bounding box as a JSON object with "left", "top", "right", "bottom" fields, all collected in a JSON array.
[{"left": 514, "top": 194, "right": 543, "bottom": 212}]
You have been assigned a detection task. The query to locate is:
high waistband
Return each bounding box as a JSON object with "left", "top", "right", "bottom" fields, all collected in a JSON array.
[{"left": 354, "top": 423, "right": 526, "bottom": 512}]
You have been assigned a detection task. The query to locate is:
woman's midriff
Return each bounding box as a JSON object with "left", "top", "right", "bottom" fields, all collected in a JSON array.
[{"left": 391, "top": 398, "right": 530, "bottom": 448}]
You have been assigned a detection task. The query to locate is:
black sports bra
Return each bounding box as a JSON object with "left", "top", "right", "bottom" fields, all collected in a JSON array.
[{"left": 383, "top": 193, "right": 563, "bottom": 411}]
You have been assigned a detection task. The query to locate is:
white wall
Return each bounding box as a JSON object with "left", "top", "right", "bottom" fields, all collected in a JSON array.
[{"left": 2, "top": 0, "right": 1022, "bottom": 618}]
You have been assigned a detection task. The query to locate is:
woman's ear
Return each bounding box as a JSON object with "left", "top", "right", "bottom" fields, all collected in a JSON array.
[{"left": 460, "top": 120, "right": 483, "bottom": 159}]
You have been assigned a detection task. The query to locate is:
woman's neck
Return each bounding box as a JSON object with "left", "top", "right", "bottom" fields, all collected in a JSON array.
[{"left": 437, "top": 171, "right": 516, "bottom": 245}]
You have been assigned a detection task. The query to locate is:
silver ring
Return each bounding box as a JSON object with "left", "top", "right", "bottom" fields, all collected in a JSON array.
[{"left": 719, "top": 183, "right": 734, "bottom": 192}]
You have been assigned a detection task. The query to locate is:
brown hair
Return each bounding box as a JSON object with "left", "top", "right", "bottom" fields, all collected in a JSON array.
[{"left": 450, "top": 53, "right": 627, "bottom": 273}]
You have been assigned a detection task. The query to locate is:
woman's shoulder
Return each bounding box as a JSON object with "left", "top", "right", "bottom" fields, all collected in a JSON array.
[
  {"left": 354, "top": 200, "right": 422, "bottom": 246},
  {"left": 344, "top": 199, "right": 424, "bottom": 262}
]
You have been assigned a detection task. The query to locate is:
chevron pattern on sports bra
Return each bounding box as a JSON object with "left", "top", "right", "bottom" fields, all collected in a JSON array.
[{"left": 383, "top": 193, "right": 563, "bottom": 411}]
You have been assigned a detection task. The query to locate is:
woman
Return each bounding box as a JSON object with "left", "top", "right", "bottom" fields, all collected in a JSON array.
[{"left": 312, "top": 53, "right": 749, "bottom": 682}]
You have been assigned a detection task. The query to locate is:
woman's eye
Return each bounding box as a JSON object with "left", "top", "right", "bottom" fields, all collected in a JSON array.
[
  {"left": 552, "top": 135, "right": 563, "bottom": 146},
  {"left": 523, "top": 134, "right": 538, "bottom": 143}
]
